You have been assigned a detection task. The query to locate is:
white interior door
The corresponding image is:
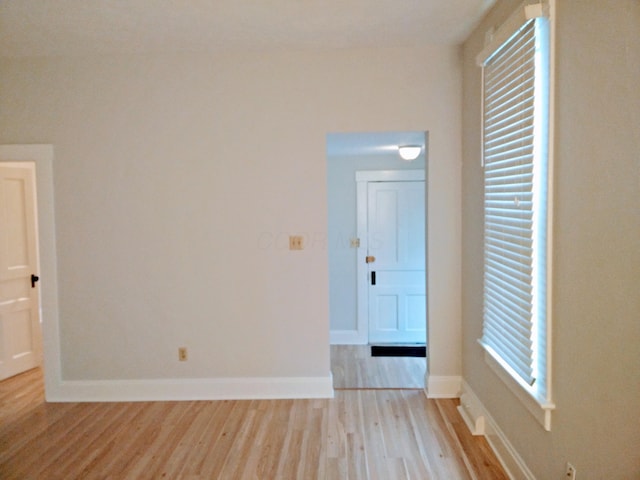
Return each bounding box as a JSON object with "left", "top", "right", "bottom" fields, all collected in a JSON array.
[
  {"left": 367, "top": 180, "right": 426, "bottom": 344},
  {"left": 0, "top": 162, "right": 42, "bottom": 380}
]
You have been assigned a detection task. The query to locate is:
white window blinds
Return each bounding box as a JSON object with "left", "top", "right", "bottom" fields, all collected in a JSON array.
[{"left": 479, "top": 8, "right": 551, "bottom": 403}]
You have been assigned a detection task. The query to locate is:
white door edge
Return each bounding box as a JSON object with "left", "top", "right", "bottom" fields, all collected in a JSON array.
[{"left": 355, "top": 169, "right": 426, "bottom": 345}]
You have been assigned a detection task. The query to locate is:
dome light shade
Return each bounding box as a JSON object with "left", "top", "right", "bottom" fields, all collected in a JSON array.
[{"left": 398, "top": 145, "right": 421, "bottom": 161}]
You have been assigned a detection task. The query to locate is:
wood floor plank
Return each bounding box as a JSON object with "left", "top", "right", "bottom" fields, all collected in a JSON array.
[
  {"left": 235, "top": 401, "right": 277, "bottom": 480},
  {"left": 402, "top": 389, "right": 472, "bottom": 479},
  {"left": 176, "top": 400, "right": 235, "bottom": 477},
  {"left": 159, "top": 401, "right": 223, "bottom": 478},
  {"left": 436, "top": 399, "right": 510, "bottom": 480},
  {"left": 49, "top": 401, "right": 146, "bottom": 477},
  {"left": 331, "top": 345, "right": 426, "bottom": 389},
  {"left": 2, "top": 402, "right": 108, "bottom": 479},
  {"left": 0, "top": 368, "right": 508, "bottom": 479},
  {"left": 100, "top": 401, "right": 172, "bottom": 476},
  {"left": 360, "top": 390, "right": 394, "bottom": 479},
  {"left": 253, "top": 400, "right": 294, "bottom": 479},
  {"left": 197, "top": 400, "right": 253, "bottom": 479}
]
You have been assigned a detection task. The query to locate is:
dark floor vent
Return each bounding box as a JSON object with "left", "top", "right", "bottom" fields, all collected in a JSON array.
[{"left": 370, "top": 345, "right": 426, "bottom": 357}]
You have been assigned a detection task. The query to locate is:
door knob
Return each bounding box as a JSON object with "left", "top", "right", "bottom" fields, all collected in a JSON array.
[{"left": 366, "top": 255, "right": 376, "bottom": 264}]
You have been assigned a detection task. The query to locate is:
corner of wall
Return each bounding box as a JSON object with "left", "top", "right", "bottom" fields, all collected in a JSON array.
[{"left": 423, "top": 373, "right": 462, "bottom": 398}]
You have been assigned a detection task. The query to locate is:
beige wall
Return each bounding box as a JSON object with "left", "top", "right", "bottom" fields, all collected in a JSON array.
[
  {"left": 0, "top": 46, "right": 462, "bottom": 385},
  {"left": 462, "top": 1, "right": 640, "bottom": 478}
]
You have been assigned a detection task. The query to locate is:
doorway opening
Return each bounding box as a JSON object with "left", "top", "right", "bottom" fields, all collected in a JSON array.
[
  {"left": 0, "top": 161, "right": 43, "bottom": 382},
  {"left": 326, "top": 131, "right": 427, "bottom": 389},
  {"left": 0, "top": 145, "right": 58, "bottom": 399}
]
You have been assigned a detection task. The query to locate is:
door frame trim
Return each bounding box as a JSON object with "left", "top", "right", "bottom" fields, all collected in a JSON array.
[
  {"left": 0, "top": 145, "right": 60, "bottom": 399},
  {"left": 355, "top": 169, "right": 426, "bottom": 345}
]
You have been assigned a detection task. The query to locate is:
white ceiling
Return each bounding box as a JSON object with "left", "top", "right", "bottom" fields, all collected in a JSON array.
[
  {"left": 0, "top": 0, "right": 495, "bottom": 58},
  {"left": 327, "top": 131, "right": 426, "bottom": 157}
]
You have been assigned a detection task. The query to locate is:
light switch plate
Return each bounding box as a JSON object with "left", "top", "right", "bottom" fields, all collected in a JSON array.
[{"left": 289, "top": 235, "right": 304, "bottom": 250}]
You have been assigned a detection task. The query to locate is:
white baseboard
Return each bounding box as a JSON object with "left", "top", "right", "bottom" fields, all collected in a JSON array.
[
  {"left": 45, "top": 375, "right": 335, "bottom": 403},
  {"left": 330, "top": 329, "right": 367, "bottom": 345},
  {"left": 424, "top": 374, "right": 462, "bottom": 398},
  {"left": 459, "top": 380, "right": 535, "bottom": 480},
  {"left": 457, "top": 386, "right": 486, "bottom": 435}
]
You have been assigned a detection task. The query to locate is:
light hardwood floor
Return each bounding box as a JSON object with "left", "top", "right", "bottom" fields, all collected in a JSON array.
[
  {"left": 0, "top": 368, "right": 508, "bottom": 479},
  {"left": 331, "top": 345, "right": 425, "bottom": 389}
]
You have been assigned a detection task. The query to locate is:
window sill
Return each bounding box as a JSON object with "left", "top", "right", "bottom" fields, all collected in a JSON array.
[{"left": 483, "top": 349, "right": 555, "bottom": 431}]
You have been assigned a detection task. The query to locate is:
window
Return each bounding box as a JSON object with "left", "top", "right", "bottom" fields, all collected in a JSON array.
[{"left": 477, "top": 3, "right": 554, "bottom": 430}]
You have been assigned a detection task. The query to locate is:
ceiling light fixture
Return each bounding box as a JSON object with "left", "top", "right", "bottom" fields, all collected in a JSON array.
[{"left": 398, "top": 145, "right": 422, "bottom": 161}]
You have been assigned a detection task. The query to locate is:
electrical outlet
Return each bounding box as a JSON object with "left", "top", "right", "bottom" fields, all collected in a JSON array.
[
  {"left": 565, "top": 462, "right": 576, "bottom": 480},
  {"left": 178, "top": 347, "right": 188, "bottom": 361},
  {"left": 289, "top": 235, "right": 304, "bottom": 250}
]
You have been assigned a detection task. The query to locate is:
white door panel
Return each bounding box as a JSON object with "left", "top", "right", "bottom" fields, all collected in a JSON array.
[
  {"left": 0, "top": 163, "right": 41, "bottom": 380},
  {"left": 367, "top": 180, "right": 425, "bottom": 344}
]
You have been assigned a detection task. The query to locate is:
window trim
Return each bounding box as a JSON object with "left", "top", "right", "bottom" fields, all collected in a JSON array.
[
  {"left": 484, "top": 351, "right": 554, "bottom": 430},
  {"left": 477, "top": 1, "right": 556, "bottom": 431}
]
